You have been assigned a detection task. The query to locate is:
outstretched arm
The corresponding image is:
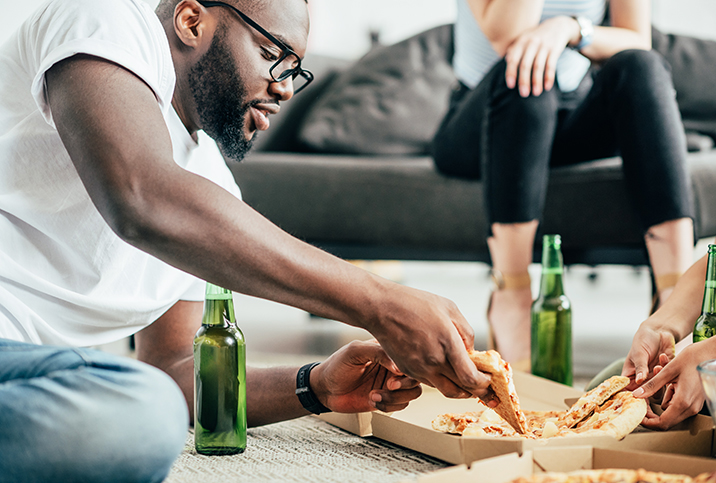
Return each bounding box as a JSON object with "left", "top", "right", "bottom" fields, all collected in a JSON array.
[
  {"left": 623, "top": 253, "right": 707, "bottom": 386},
  {"left": 631, "top": 337, "right": 716, "bottom": 430},
  {"left": 135, "top": 301, "right": 422, "bottom": 425},
  {"left": 46, "top": 55, "right": 490, "bottom": 400}
]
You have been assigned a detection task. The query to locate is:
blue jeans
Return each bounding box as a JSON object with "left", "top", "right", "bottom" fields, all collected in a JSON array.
[{"left": 0, "top": 339, "right": 189, "bottom": 482}]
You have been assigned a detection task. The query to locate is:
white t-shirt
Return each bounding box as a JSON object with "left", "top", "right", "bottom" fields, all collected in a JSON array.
[{"left": 0, "top": 0, "right": 242, "bottom": 346}]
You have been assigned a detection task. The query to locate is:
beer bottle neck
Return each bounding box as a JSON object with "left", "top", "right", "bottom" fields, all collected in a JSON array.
[
  {"left": 702, "top": 252, "right": 716, "bottom": 315},
  {"left": 539, "top": 245, "right": 565, "bottom": 297},
  {"left": 202, "top": 298, "right": 236, "bottom": 327}
]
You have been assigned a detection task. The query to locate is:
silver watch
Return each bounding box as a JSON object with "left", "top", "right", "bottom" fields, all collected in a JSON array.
[{"left": 572, "top": 16, "right": 594, "bottom": 50}]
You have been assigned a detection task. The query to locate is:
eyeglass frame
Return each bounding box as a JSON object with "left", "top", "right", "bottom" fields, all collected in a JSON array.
[{"left": 196, "top": 0, "right": 314, "bottom": 94}]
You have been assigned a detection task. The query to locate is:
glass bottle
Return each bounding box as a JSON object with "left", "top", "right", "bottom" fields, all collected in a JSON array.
[
  {"left": 531, "top": 234, "right": 573, "bottom": 386},
  {"left": 694, "top": 245, "right": 716, "bottom": 342},
  {"left": 193, "top": 283, "right": 247, "bottom": 455}
]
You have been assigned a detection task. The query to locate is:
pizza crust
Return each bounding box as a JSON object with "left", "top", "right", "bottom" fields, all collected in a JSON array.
[
  {"left": 559, "top": 376, "right": 630, "bottom": 428},
  {"left": 469, "top": 350, "right": 527, "bottom": 434},
  {"left": 508, "top": 468, "right": 714, "bottom": 483}
]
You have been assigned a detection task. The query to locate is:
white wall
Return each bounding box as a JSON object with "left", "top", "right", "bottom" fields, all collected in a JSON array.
[{"left": 1, "top": 0, "right": 715, "bottom": 59}]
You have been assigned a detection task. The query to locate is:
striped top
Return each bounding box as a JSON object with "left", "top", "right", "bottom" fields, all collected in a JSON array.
[{"left": 454, "top": 0, "right": 607, "bottom": 92}]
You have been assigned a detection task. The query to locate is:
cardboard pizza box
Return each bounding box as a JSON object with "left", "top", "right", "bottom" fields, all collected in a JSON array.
[
  {"left": 413, "top": 446, "right": 716, "bottom": 483},
  {"left": 320, "top": 371, "right": 715, "bottom": 465}
]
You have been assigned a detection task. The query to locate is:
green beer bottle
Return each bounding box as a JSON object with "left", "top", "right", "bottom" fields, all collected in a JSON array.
[
  {"left": 531, "top": 234, "right": 573, "bottom": 386},
  {"left": 693, "top": 245, "right": 716, "bottom": 342},
  {"left": 193, "top": 283, "right": 247, "bottom": 455}
]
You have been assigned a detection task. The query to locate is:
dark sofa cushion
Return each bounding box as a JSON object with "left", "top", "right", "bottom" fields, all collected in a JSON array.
[
  {"left": 652, "top": 26, "right": 716, "bottom": 142},
  {"left": 296, "top": 24, "right": 456, "bottom": 155}
]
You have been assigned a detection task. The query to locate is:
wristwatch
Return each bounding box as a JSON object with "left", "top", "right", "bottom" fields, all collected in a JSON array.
[
  {"left": 295, "top": 362, "right": 332, "bottom": 415},
  {"left": 572, "top": 16, "right": 594, "bottom": 51}
]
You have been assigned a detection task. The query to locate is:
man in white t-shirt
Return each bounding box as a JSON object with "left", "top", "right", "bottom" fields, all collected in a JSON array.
[{"left": 0, "top": 0, "right": 495, "bottom": 479}]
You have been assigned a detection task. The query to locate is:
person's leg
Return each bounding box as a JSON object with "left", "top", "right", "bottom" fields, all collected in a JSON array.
[
  {"left": 0, "top": 339, "right": 188, "bottom": 483},
  {"left": 552, "top": 50, "right": 694, "bottom": 309},
  {"left": 433, "top": 60, "right": 560, "bottom": 364}
]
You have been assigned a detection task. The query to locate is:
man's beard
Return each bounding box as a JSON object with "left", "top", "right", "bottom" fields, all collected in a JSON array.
[{"left": 188, "top": 27, "right": 255, "bottom": 162}]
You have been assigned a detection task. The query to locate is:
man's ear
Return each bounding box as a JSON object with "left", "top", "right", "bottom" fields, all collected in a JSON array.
[{"left": 173, "top": 0, "right": 214, "bottom": 49}]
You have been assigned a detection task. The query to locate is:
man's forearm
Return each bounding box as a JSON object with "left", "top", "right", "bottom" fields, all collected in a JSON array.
[{"left": 153, "top": 356, "right": 308, "bottom": 427}]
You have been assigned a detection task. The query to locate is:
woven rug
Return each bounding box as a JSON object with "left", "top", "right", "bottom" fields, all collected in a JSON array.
[{"left": 164, "top": 416, "right": 449, "bottom": 483}]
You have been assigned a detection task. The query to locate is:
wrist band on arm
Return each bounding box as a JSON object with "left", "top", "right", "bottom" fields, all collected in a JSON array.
[{"left": 295, "top": 362, "right": 332, "bottom": 415}]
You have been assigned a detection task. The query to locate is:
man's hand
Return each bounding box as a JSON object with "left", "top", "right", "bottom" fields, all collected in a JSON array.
[
  {"left": 504, "top": 16, "right": 579, "bottom": 97},
  {"left": 622, "top": 323, "right": 677, "bottom": 388},
  {"left": 632, "top": 340, "right": 716, "bottom": 430},
  {"left": 363, "top": 281, "right": 493, "bottom": 403},
  {"left": 310, "top": 340, "right": 422, "bottom": 413}
]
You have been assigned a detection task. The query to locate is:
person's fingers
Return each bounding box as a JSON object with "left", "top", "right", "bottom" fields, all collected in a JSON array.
[
  {"left": 632, "top": 362, "right": 676, "bottom": 399},
  {"left": 504, "top": 42, "right": 524, "bottom": 89},
  {"left": 661, "top": 383, "right": 675, "bottom": 409},
  {"left": 518, "top": 41, "right": 539, "bottom": 97},
  {"left": 640, "top": 399, "right": 700, "bottom": 431},
  {"left": 372, "top": 365, "right": 389, "bottom": 392},
  {"left": 448, "top": 301, "right": 475, "bottom": 352},
  {"left": 479, "top": 386, "right": 499, "bottom": 408},
  {"left": 659, "top": 352, "right": 670, "bottom": 366},
  {"left": 426, "top": 374, "right": 474, "bottom": 399},
  {"left": 660, "top": 333, "right": 677, "bottom": 361},
  {"left": 543, "top": 47, "right": 559, "bottom": 91},
  {"left": 385, "top": 374, "right": 420, "bottom": 391},
  {"left": 372, "top": 385, "right": 423, "bottom": 412},
  {"left": 348, "top": 340, "right": 404, "bottom": 376},
  {"left": 531, "top": 47, "right": 549, "bottom": 96}
]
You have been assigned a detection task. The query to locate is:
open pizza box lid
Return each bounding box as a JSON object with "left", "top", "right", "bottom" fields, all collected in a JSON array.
[
  {"left": 320, "top": 371, "right": 715, "bottom": 465},
  {"left": 412, "top": 446, "right": 716, "bottom": 483}
]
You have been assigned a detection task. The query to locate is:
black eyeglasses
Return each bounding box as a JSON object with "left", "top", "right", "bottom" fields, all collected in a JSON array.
[{"left": 197, "top": 0, "right": 313, "bottom": 94}]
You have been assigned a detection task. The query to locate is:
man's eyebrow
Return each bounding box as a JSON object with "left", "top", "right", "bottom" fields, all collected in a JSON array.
[{"left": 272, "top": 34, "right": 295, "bottom": 52}]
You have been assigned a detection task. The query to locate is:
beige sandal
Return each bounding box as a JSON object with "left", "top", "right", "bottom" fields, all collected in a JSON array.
[
  {"left": 650, "top": 272, "right": 682, "bottom": 315},
  {"left": 487, "top": 270, "right": 532, "bottom": 372}
]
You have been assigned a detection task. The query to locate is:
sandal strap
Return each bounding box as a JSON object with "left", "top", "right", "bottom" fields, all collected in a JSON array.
[
  {"left": 491, "top": 270, "right": 531, "bottom": 290},
  {"left": 655, "top": 272, "right": 682, "bottom": 292}
]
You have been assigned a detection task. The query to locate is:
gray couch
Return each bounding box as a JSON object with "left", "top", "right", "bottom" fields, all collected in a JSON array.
[{"left": 228, "top": 25, "right": 716, "bottom": 266}]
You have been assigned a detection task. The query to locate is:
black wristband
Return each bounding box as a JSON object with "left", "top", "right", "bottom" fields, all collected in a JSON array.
[{"left": 295, "top": 362, "right": 331, "bottom": 415}]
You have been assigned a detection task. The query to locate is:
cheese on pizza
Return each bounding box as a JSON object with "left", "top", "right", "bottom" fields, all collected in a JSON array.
[
  {"left": 508, "top": 468, "right": 715, "bottom": 483},
  {"left": 432, "top": 376, "right": 647, "bottom": 440}
]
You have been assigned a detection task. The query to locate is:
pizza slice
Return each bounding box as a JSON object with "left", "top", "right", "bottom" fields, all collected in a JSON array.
[
  {"left": 558, "top": 375, "right": 631, "bottom": 429},
  {"left": 508, "top": 468, "right": 706, "bottom": 483},
  {"left": 569, "top": 390, "right": 647, "bottom": 440},
  {"left": 469, "top": 349, "right": 527, "bottom": 434}
]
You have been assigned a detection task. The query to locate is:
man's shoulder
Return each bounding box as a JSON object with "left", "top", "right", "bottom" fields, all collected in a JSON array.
[{"left": 36, "top": 0, "right": 159, "bottom": 35}]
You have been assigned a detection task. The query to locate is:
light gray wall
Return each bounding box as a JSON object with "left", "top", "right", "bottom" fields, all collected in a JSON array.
[{"left": 2, "top": 0, "right": 714, "bottom": 59}]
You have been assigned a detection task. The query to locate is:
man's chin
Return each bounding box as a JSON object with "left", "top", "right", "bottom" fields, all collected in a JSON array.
[{"left": 216, "top": 135, "right": 254, "bottom": 163}]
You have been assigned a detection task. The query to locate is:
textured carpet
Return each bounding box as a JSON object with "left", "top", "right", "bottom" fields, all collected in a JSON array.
[{"left": 164, "top": 417, "right": 449, "bottom": 482}]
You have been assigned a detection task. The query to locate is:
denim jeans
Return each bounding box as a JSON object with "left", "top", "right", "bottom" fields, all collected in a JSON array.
[
  {"left": 0, "top": 339, "right": 189, "bottom": 483},
  {"left": 432, "top": 49, "right": 693, "bottom": 232}
]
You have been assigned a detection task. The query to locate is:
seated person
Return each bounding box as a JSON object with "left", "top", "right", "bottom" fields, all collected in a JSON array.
[
  {"left": 432, "top": 0, "right": 695, "bottom": 367},
  {"left": 625, "top": 245, "right": 715, "bottom": 430},
  {"left": 0, "top": 0, "right": 496, "bottom": 480}
]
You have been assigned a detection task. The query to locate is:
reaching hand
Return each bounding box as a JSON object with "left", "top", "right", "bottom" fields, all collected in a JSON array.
[
  {"left": 504, "top": 16, "right": 578, "bottom": 97},
  {"left": 622, "top": 323, "right": 677, "bottom": 388},
  {"left": 310, "top": 340, "right": 423, "bottom": 413},
  {"left": 365, "top": 282, "right": 493, "bottom": 402},
  {"left": 631, "top": 341, "right": 714, "bottom": 430}
]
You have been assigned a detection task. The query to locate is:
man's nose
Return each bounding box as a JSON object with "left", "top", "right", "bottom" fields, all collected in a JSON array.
[{"left": 269, "top": 77, "right": 293, "bottom": 102}]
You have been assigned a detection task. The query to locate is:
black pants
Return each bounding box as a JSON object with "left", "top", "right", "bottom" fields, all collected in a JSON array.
[{"left": 432, "top": 50, "right": 694, "bottom": 232}]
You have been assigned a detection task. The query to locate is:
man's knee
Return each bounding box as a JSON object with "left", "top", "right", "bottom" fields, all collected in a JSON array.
[{"left": 0, "top": 351, "right": 188, "bottom": 483}]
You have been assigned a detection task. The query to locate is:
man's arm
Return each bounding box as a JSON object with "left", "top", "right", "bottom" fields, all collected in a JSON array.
[
  {"left": 45, "top": 54, "right": 490, "bottom": 399},
  {"left": 135, "top": 301, "right": 423, "bottom": 426}
]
